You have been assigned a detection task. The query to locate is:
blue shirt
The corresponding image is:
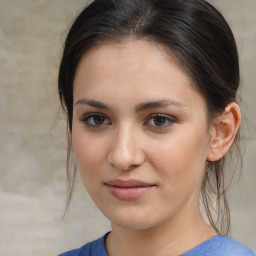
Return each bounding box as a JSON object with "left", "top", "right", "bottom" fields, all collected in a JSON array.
[{"left": 58, "top": 232, "right": 256, "bottom": 256}]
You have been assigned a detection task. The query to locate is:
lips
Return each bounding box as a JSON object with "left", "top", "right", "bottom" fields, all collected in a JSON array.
[{"left": 105, "top": 179, "right": 155, "bottom": 200}]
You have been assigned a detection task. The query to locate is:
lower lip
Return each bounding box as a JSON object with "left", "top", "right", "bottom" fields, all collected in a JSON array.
[{"left": 106, "top": 185, "right": 154, "bottom": 200}]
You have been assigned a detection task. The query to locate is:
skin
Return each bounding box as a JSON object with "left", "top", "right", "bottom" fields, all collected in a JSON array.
[{"left": 71, "top": 39, "right": 241, "bottom": 256}]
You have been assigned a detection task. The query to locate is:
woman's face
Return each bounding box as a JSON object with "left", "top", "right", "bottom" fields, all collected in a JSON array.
[{"left": 72, "top": 39, "right": 212, "bottom": 230}]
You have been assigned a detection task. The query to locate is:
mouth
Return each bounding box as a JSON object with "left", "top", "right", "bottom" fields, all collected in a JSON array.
[{"left": 104, "top": 179, "right": 155, "bottom": 200}]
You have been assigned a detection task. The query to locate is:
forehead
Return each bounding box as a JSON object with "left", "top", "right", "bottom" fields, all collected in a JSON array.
[
  {"left": 73, "top": 39, "right": 206, "bottom": 113},
  {"left": 76, "top": 39, "right": 183, "bottom": 77}
]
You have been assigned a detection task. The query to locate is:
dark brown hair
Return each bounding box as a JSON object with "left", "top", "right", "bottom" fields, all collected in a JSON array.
[{"left": 58, "top": 0, "right": 241, "bottom": 235}]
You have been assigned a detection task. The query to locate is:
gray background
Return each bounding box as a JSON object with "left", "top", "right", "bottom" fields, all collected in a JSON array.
[{"left": 0, "top": 0, "right": 255, "bottom": 255}]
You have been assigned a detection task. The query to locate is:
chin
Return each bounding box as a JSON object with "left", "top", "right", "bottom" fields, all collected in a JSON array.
[
  {"left": 112, "top": 218, "right": 154, "bottom": 231},
  {"left": 102, "top": 207, "right": 162, "bottom": 231}
]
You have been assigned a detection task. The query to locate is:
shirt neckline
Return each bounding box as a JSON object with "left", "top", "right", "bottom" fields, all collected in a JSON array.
[{"left": 92, "top": 232, "right": 222, "bottom": 256}]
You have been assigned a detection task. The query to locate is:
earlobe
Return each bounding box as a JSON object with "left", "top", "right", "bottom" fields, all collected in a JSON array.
[{"left": 207, "top": 102, "right": 241, "bottom": 162}]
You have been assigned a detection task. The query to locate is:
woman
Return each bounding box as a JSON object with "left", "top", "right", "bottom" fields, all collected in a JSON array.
[{"left": 57, "top": 0, "right": 255, "bottom": 255}]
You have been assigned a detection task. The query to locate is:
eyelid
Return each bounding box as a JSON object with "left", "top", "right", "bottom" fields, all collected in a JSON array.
[
  {"left": 79, "top": 112, "right": 177, "bottom": 130},
  {"left": 80, "top": 112, "right": 111, "bottom": 128},
  {"left": 144, "top": 113, "right": 177, "bottom": 129}
]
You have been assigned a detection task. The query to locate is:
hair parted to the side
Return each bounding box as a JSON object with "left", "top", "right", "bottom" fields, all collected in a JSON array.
[{"left": 58, "top": 0, "right": 241, "bottom": 235}]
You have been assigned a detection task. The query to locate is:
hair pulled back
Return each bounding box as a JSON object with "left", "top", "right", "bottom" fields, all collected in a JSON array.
[{"left": 58, "top": 0, "right": 241, "bottom": 235}]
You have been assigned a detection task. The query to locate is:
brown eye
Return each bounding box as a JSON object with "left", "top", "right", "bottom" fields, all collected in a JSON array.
[
  {"left": 144, "top": 114, "right": 176, "bottom": 129},
  {"left": 82, "top": 113, "right": 110, "bottom": 128},
  {"left": 153, "top": 116, "right": 167, "bottom": 126},
  {"left": 93, "top": 115, "right": 106, "bottom": 125}
]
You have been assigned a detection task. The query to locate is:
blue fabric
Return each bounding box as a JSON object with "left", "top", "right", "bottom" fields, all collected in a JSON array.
[
  {"left": 181, "top": 235, "right": 255, "bottom": 256},
  {"left": 58, "top": 232, "right": 256, "bottom": 256},
  {"left": 58, "top": 233, "right": 109, "bottom": 256}
]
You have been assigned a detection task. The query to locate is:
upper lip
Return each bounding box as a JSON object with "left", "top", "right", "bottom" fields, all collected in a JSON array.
[{"left": 105, "top": 179, "right": 154, "bottom": 188}]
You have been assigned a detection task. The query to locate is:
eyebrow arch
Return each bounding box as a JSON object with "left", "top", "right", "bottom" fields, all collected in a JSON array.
[
  {"left": 75, "top": 99, "right": 110, "bottom": 110},
  {"left": 135, "top": 99, "right": 187, "bottom": 112}
]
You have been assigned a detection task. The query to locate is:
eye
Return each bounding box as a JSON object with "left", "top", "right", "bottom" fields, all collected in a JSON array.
[
  {"left": 144, "top": 114, "right": 176, "bottom": 129},
  {"left": 81, "top": 113, "right": 111, "bottom": 128}
]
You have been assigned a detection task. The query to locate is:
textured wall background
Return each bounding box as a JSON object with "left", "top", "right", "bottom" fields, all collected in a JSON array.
[{"left": 0, "top": 0, "right": 255, "bottom": 255}]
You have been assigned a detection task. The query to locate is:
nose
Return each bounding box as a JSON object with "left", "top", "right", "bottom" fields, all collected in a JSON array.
[{"left": 107, "top": 125, "right": 145, "bottom": 171}]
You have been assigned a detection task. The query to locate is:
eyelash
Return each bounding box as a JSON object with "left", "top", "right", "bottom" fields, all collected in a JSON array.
[
  {"left": 81, "top": 113, "right": 111, "bottom": 128},
  {"left": 145, "top": 114, "right": 176, "bottom": 129},
  {"left": 80, "top": 113, "right": 176, "bottom": 130}
]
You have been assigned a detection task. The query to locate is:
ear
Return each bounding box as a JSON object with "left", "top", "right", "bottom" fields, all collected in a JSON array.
[{"left": 207, "top": 102, "right": 241, "bottom": 162}]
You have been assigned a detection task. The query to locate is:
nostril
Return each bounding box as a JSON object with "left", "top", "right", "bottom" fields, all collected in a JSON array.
[
  {"left": 107, "top": 149, "right": 141, "bottom": 171},
  {"left": 122, "top": 164, "right": 138, "bottom": 171}
]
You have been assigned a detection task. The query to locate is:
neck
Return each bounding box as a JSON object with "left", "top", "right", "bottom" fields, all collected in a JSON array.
[{"left": 106, "top": 206, "right": 216, "bottom": 256}]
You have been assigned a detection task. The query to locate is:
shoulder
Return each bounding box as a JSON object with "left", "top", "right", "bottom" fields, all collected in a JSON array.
[
  {"left": 57, "top": 240, "right": 95, "bottom": 256},
  {"left": 57, "top": 232, "right": 109, "bottom": 256},
  {"left": 182, "top": 235, "right": 255, "bottom": 256},
  {"left": 216, "top": 236, "right": 255, "bottom": 256}
]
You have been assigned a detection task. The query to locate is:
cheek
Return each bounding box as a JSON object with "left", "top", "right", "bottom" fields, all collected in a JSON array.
[
  {"left": 72, "top": 126, "right": 107, "bottom": 184},
  {"left": 149, "top": 128, "right": 209, "bottom": 188}
]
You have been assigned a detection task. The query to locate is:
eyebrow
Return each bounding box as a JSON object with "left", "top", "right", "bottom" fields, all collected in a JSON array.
[
  {"left": 75, "top": 98, "right": 186, "bottom": 112},
  {"left": 135, "top": 99, "right": 187, "bottom": 112},
  {"left": 75, "top": 99, "right": 110, "bottom": 110}
]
